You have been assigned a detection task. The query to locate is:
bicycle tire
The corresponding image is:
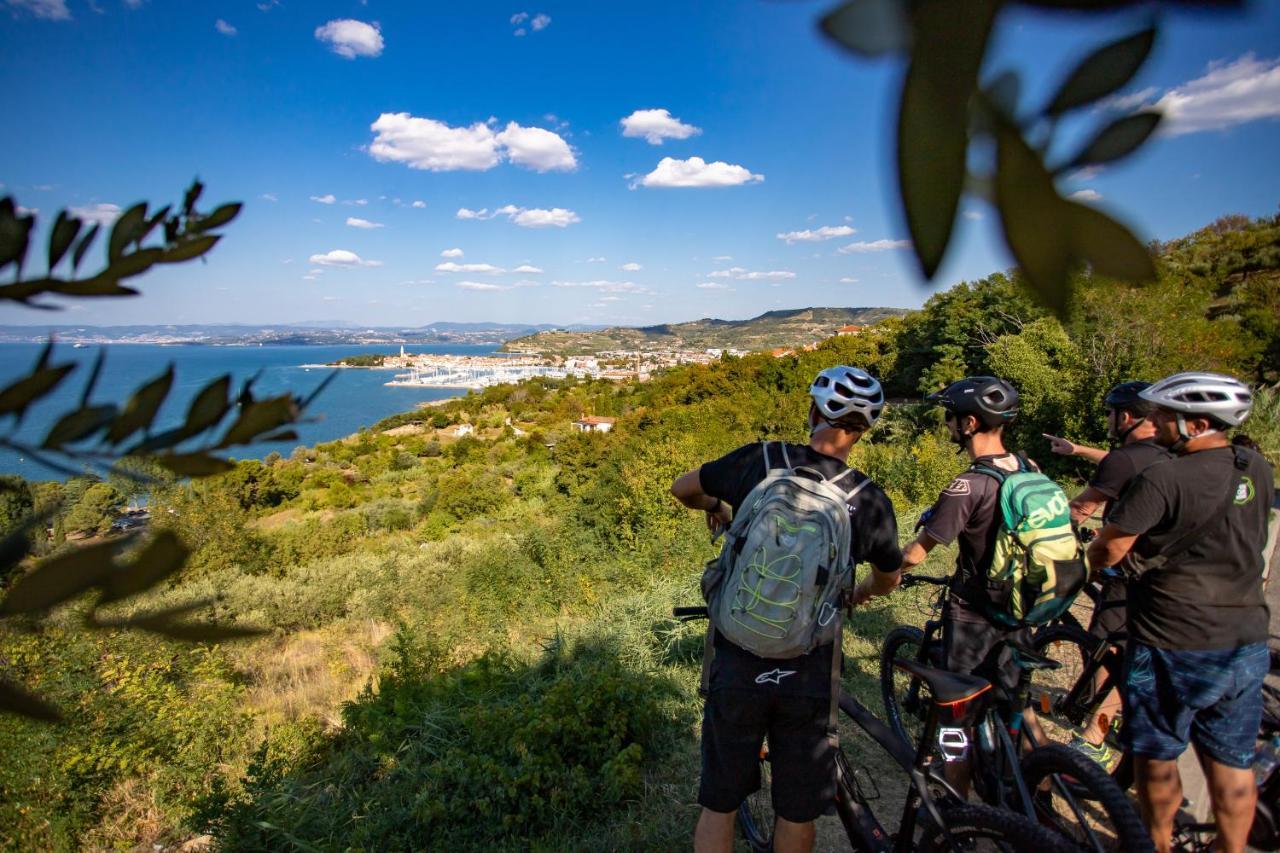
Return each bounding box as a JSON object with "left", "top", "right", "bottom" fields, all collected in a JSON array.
[
  {"left": 1030, "top": 623, "right": 1132, "bottom": 789},
  {"left": 917, "top": 803, "right": 1083, "bottom": 853},
  {"left": 1020, "top": 742, "right": 1153, "bottom": 853},
  {"left": 737, "top": 745, "right": 774, "bottom": 852},
  {"left": 880, "top": 625, "right": 928, "bottom": 748}
]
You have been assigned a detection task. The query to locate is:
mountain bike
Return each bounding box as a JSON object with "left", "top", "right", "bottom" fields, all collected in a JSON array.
[
  {"left": 674, "top": 605, "right": 1079, "bottom": 852},
  {"left": 878, "top": 574, "right": 1151, "bottom": 853}
]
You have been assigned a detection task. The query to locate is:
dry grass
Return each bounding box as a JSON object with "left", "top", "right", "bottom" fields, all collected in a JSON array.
[{"left": 237, "top": 620, "right": 393, "bottom": 729}]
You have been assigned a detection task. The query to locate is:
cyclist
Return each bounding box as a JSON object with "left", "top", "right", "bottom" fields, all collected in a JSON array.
[
  {"left": 671, "top": 366, "right": 902, "bottom": 853},
  {"left": 1088, "top": 372, "right": 1272, "bottom": 853},
  {"left": 853, "top": 376, "right": 1031, "bottom": 788},
  {"left": 1045, "top": 381, "right": 1172, "bottom": 769}
]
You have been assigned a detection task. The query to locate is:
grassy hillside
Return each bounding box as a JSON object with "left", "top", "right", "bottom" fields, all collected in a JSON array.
[
  {"left": 1, "top": 213, "right": 1276, "bottom": 850},
  {"left": 501, "top": 306, "right": 908, "bottom": 356}
]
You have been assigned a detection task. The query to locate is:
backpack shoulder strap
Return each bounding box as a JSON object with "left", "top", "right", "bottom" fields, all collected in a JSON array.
[
  {"left": 828, "top": 467, "right": 872, "bottom": 502},
  {"left": 761, "top": 440, "right": 772, "bottom": 476},
  {"left": 780, "top": 441, "right": 793, "bottom": 470}
]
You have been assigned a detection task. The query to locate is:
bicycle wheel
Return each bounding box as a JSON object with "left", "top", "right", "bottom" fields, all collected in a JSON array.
[
  {"left": 737, "top": 743, "right": 774, "bottom": 852},
  {"left": 1030, "top": 623, "right": 1131, "bottom": 789},
  {"left": 880, "top": 625, "right": 929, "bottom": 748},
  {"left": 917, "top": 803, "right": 1083, "bottom": 853},
  {"left": 1021, "top": 742, "right": 1153, "bottom": 853}
]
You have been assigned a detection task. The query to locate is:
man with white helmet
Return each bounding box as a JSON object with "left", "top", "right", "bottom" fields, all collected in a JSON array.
[
  {"left": 671, "top": 365, "right": 902, "bottom": 853},
  {"left": 1088, "top": 372, "right": 1273, "bottom": 853}
]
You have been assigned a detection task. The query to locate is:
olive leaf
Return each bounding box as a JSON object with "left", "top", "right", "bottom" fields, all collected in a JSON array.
[
  {"left": 191, "top": 203, "right": 241, "bottom": 234},
  {"left": 183, "top": 375, "right": 232, "bottom": 435},
  {"left": 131, "top": 618, "right": 265, "bottom": 643},
  {"left": 897, "top": 0, "right": 999, "bottom": 278},
  {"left": 217, "top": 396, "right": 298, "bottom": 449},
  {"left": 0, "top": 540, "right": 124, "bottom": 616},
  {"left": 1064, "top": 111, "right": 1162, "bottom": 170},
  {"left": 48, "top": 211, "right": 82, "bottom": 272},
  {"left": 42, "top": 404, "right": 117, "bottom": 449},
  {"left": 106, "top": 366, "right": 174, "bottom": 444},
  {"left": 108, "top": 203, "right": 147, "bottom": 263},
  {"left": 162, "top": 235, "right": 220, "bottom": 264},
  {"left": 1046, "top": 27, "right": 1156, "bottom": 115},
  {"left": 99, "top": 531, "right": 189, "bottom": 605},
  {"left": 0, "top": 362, "right": 76, "bottom": 420},
  {"left": 71, "top": 222, "right": 101, "bottom": 272},
  {"left": 994, "top": 122, "right": 1074, "bottom": 316},
  {"left": 0, "top": 198, "right": 34, "bottom": 275},
  {"left": 1068, "top": 201, "right": 1156, "bottom": 281},
  {"left": 819, "top": 0, "right": 912, "bottom": 58},
  {"left": 153, "top": 452, "right": 235, "bottom": 477}
]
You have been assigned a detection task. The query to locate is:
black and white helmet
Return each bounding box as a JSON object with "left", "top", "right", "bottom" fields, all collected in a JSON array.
[
  {"left": 1139, "top": 372, "right": 1253, "bottom": 428},
  {"left": 809, "top": 366, "right": 885, "bottom": 430}
]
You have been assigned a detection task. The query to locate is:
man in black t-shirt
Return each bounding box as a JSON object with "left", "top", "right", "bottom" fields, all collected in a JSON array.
[
  {"left": 671, "top": 366, "right": 901, "bottom": 853},
  {"left": 852, "top": 375, "right": 1027, "bottom": 794},
  {"left": 1089, "top": 372, "right": 1272, "bottom": 853},
  {"left": 1045, "top": 381, "right": 1172, "bottom": 768}
]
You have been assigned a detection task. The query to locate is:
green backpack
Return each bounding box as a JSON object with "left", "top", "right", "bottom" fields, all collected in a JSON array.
[{"left": 971, "top": 459, "right": 1087, "bottom": 628}]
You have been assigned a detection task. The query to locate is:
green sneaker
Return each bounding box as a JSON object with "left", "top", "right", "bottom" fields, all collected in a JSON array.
[{"left": 1069, "top": 734, "right": 1119, "bottom": 773}]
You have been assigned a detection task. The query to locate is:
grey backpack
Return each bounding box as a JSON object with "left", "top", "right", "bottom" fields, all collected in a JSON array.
[{"left": 701, "top": 441, "right": 868, "bottom": 658}]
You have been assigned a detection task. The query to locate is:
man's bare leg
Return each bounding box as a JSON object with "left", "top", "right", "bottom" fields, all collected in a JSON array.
[
  {"left": 774, "top": 816, "right": 816, "bottom": 853},
  {"left": 1194, "top": 747, "right": 1258, "bottom": 853},
  {"left": 1136, "top": 755, "right": 1183, "bottom": 853},
  {"left": 694, "top": 807, "right": 735, "bottom": 853}
]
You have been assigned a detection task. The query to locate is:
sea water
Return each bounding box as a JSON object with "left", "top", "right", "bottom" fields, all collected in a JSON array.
[{"left": 0, "top": 342, "right": 494, "bottom": 480}]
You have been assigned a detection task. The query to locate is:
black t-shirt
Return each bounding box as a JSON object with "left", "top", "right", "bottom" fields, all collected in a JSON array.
[
  {"left": 699, "top": 441, "right": 902, "bottom": 697},
  {"left": 923, "top": 452, "right": 1033, "bottom": 606},
  {"left": 1090, "top": 439, "right": 1172, "bottom": 521},
  {"left": 1108, "top": 445, "right": 1275, "bottom": 650}
]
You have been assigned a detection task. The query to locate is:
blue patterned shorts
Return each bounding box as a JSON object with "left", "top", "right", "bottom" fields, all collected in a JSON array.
[{"left": 1122, "top": 640, "right": 1269, "bottom": 769}]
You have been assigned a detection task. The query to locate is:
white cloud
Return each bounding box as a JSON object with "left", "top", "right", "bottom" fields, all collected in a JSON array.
[
  {"left": 435, "top": 262, "right": 504, "bottom": 274},
  {"left": 707, "top": 267, "right": 743, "bottom": 278},
  {"left": 512, "top": 264, "right": 543, "bottom": 273},
  {"left": 1069, "top": 189, "right": 1103, "bottom": 202},
  {"left": 1099, "top": 86, "right": 1159, "bottom": 112},
  {"left": 215, "top": 18, "right": 236, "bottom": 36},
  {"left": 344, "top": 198, "right": 369, "bottom": 206},
  {"left": 461, "top": 205, "right": 579, "bottom": 228},
  {"left": 260, "top": 193, "right": 278, "bottom": 202},
  {"left": 585, "top": 257, "right": 606, "bottom": 263},
  {"left": 837, "top": 239, "right": 911, "bottom": 254},
  {"left": 632, "top": 156, "right": 763, "bottom": 189},
  {"left": 346, "top": 217, "right": 384, "bottom": 229},
  {"left": 963, "top": 210, "right": 982, "bottom": 220},
  {"left": 411, "top": 200, "right": 426, "bottom": 208},
  {"left": 494, "top": 122, "right": 577, "bottom": 172},
  {"left": 368, "top": 113, "right": 575, "bottom": 173},
  {"left": 839, "top": 277, "right": 859, "bottom": 284},
  {"left": 712, "top": 255, "right": 733, "bottom": 262},
  {"left": 457, "top": 281, "right": 509, "bottom": 291},
  {"left": 315, "top": 19, "right": 383, "bottom": 59},
  {"left": 738, "top": 270, "right": 795, "bottom": 281},
  {"left": 16, "top": 206, "right": 37, "bottom": 216},
  {"left": 1155, "top": 54, "right": 1280, "bottom": 135},
  {"left": 619, "top": 262, "right": 642, "bottom": 272},
  {"left": 441, "top": 248, "right": 464, "bottom": 258},
  {"left": 776, "top": 225, "right": 856, "bottom": 244},
  {"left": 510, "top": 12, "right": 529, "bottom": 24},
  {"left": 7, "top": 0, "right": 70, "bottom": 18},
  {"left": 697, "top": 282, "right": 732, "bottom": 290},
  {"left": 531, "top": 12, "right": 550, "bottom": 30},
  {"left": 310, "top": 194, "right": 336, "bottom": 204},
  {"left": 552, "top": 280, "right": 647, "bottom": 294},
  {"left": 309, "top": 249, "right": 382, "bottom": 267},
  {"left": 257, "top": 0, "right": 279, "bottom": 9},
  {"left": 302, "top": 275, "right": 318, "bottom": 281},
  {"left": 69, "top": 203, "right": 120, "bottom": 224},
  {"left": 620, "top": 109, "right": 701, "bottom": 145},
  {"left": 123, "top": 0, "right": 143, "bottom": 7},
  {"left": 456, "top": 207, "right": 487, "bottom": 219}
]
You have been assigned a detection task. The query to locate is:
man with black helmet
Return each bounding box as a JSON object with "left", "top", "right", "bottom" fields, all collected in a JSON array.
[
  {"left": 856, "top": 378, "right": 1030, "bottom": 678},
  {"left": 1089, "top": 372, "right": 1272, "bottom": 853},
  {"left": 1045, "top": 381, "right": 1173, "bottom": 769},
  {"left": 672, "top": 366, "right": 902, "bottom": 853}
]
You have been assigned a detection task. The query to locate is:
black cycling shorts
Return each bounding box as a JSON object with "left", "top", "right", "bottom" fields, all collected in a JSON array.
[
  {"left": 698, "top": 687, "right": 835, "bottom": 823},
  {"left": 942, "top": 596, "right": 1031, "bottom": 693}
]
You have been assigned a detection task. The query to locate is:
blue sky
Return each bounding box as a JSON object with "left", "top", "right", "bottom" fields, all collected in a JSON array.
[{"left": 1, "top": 0, "right": 1278, "bottom": 329}]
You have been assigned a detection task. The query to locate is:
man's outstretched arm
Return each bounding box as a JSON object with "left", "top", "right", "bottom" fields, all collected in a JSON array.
[{"left": 671, "top": 468, "right": 732, "bottom": 530}]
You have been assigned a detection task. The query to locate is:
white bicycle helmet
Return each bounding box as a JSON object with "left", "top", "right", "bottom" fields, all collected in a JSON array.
[
  {"left": 809, "top": 365, "right": 885, "bottom": 430},
  {"left": 1139, "top": 372, "right": 1253, "bottom": 428}
]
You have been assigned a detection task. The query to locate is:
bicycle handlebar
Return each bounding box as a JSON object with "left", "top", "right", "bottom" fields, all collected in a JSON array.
[{"left": 900, "top": 573, "right": 948, "bottom": 589}]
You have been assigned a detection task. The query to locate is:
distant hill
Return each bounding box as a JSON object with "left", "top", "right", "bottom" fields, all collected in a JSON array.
[
  {"left": 500, "top": 307, "right": 908, "bottom": 356},
  {"left": 0, "top": 322, "right": 609, "bottom": 346}
]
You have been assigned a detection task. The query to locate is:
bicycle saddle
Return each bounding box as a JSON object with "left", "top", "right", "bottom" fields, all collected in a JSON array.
[{"left": 893, "top": 658, "right": 992, "bottom": 706}]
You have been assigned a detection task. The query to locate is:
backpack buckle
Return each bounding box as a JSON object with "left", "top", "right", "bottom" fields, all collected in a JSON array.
[{"left": 818, "top": 602, "right": 837, "bottom": 627}]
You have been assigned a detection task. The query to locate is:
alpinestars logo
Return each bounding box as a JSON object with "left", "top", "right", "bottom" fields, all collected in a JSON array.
[{"left": 755, "top": 668, "right": 797, "bottom": 685}]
